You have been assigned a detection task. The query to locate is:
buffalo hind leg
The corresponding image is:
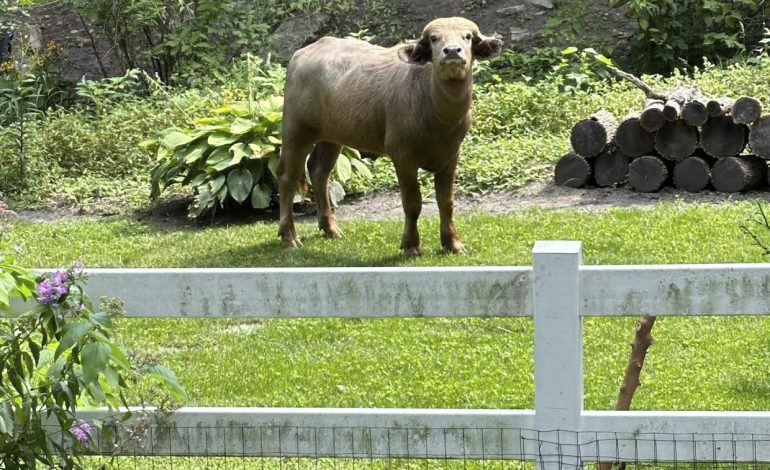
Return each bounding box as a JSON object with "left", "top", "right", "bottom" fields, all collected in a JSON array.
[
  {"left": 395, "top": 163, "right": 423, "bottom": 257},
  {"left": 307, "top": 141, "right": 344, "bottom": 238},
  {"left": 277, "top": 139, "right": 314, "bottom": 248},
  {"left": 435, "top": 162, "right": 465, "bottom": 253}
]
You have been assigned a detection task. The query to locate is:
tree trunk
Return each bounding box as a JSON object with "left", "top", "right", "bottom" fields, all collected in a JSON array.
[
  {"left": 711, "top": 155, "right": 768, "bottom": 192},
  {"left": 555, "top": 153, "right": 593, "bottom": 188},
  {"left": 594, "top": 148, "right": 631, "bottom": 187},
  {"left": 570, "top": 110, "right": 619, "bottom": 157},
  {"left": 700, "top": 116, "right": 748, "bottom": 158},
  {"left": 629, "top": 155, "right": 669, "bottom": 192},
  {"left": 732, "top": 96, "right": 763, "bottom": 125},
  {"left": 654, "top": 119, "right": 698, "bottom": 161},
  {"left": 682, "top": 98, "right": 709, "bottom": 127},
  {"left": 748, "top": 115, "right": 770, "bottom": 159},
  {"left": 706, "top": 97, "right": 735, "bottom": 118},
  {"left": 673, "top": 155, "right": 713, "bottom": 192},
  {"left": 597, "top": 315, "right": 657, "bottom": 470},
  {"left": 615, "top": 115, "right": 655, "bottom": 158},
  {"left": 640, "top": 99, "right": 666, "bottom": 132}
]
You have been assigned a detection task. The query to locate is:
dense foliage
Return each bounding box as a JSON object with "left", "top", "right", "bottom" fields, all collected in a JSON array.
[
  {"left": 0, "top": 247, "right": 186, "bottom": 468},
  {"left": 612, "top": 0, "right": 768, "bottom": 73}
]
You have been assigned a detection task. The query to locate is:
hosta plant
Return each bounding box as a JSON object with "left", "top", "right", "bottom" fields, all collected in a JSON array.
[{"left": 148, "top": 95, "right": 372, "bottom": 217}]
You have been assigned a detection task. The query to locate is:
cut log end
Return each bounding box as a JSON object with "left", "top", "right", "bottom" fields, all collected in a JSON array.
[
  {"left": 701, "top": 116, "right": 748, "bottom": 158},
  {"left": 655, "top": 120, "right": 698, "bottom": 161},
  {"left": 629, "top": 155, "right": 669, "bottom": 192},
  {"left": 682, "top": 100, "right": 709, "bottom": 126},
  {"left": 749, "top": 116, "right": 770, "bottom": 159},
  {"left": 571, "top": 119, "right": 609, "bottom": 157},
  {"left": 594, "top": 149, "right": 631, "bottom": 187},
  {"left": 555, "top": 153, "right": 593, "bottom": 188},
  {"left": 733, "top": 96, "right": 763, "bottom": 125},
  {"left": 616, "top": 116, "right": 655, "bottom": 158},
  {"left": 673, "top": 156, "right": 712, "bottom": 192},
  {"left": 711, "top": 155, "right": 768, "bottom": 193}
]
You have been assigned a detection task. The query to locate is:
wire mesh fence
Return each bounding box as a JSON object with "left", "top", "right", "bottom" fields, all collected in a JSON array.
[{"left": 57, "top": 422, "right": 770, "bottom": 469}]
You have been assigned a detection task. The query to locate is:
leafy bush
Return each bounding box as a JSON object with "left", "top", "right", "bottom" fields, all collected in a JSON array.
[
  {"left": 148, "top": 95, "right": 371, "bottom": 217},
  {"left": 613, "top": 0, "right": 767, "bottom": 73},
  {"left": 0, "top": 246, "right": 185, "bottom": 467}
]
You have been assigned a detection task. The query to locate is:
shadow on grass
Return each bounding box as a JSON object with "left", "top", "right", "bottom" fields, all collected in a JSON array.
[{"left": 180, "top": 232, "right": 409, "bottom": 268}]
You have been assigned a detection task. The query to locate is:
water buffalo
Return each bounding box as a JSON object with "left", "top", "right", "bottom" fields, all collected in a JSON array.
[{"left": 277, "top": 17, "right": 502, "bottom": 256}]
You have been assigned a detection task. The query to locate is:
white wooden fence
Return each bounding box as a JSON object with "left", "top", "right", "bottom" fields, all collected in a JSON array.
[{"left": 61, "top": 240, "right": 770, "bottom": 467}]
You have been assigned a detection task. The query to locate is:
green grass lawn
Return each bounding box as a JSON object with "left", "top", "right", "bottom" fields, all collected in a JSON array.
[{"left": 6, "top": 201, "right": 770, "bottom": 415}]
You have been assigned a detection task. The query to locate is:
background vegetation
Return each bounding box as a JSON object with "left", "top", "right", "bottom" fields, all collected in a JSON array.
[{"left": 0, "top": 0, "right": 768, "bottom": 214}]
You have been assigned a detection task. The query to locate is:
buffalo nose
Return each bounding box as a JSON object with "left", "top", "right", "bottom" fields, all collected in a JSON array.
[{"left": 442, "top": 45, "right": 463, "bottom": 56}]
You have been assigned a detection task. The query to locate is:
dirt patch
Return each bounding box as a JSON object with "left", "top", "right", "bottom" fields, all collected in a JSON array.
[
  {"left": 333, "top": 182, "right": 770, "bottom": 221},
  {"left": 12, "top": 182, "right": 770, "bottom": 230}
]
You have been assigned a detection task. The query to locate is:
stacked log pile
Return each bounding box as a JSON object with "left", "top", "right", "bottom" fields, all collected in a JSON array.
[{"left": 555, "top": 89, "right": 770, "bottom": 193}]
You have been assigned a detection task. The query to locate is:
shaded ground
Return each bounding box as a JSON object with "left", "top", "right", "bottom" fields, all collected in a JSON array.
[{"left": 13, "top": 182, "right": 770, "bottom": 230}]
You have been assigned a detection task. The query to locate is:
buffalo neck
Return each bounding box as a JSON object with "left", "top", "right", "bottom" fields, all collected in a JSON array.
[{"left": 428, "top": 70, "right": 473, "bottom": 126}]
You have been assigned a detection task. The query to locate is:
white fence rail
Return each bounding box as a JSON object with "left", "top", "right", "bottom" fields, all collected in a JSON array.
[{"left": 44, "top": 241, "right": 770, "bottom": 466}]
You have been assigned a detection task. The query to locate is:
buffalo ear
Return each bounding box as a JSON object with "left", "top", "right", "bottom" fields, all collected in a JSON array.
[
  {"left": 398, "top": 39, "right": 432, "bottom": 64},
  {"left": 473, "top": 34, "right": 503, "bottom": 60}
]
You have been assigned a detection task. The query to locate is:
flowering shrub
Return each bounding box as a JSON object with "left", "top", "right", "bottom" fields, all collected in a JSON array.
[{"left": 0, "top": 253, "right": 186, "bottom": 468}]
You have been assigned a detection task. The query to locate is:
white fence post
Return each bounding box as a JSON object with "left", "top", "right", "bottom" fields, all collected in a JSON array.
[{"left": 533, "top": 241, "right": 583, "bottom": 469}]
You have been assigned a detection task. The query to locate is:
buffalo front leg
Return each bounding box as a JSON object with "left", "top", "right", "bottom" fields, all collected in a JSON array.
[
  {"left": 434, "top": 163, "right": 465, "bottom": 253},
  {"left": 307, "top": 141, "right": 344, "bottom": 238},
  {"left": 277, "top": 140, "right": 313, "bottom": 248},
  {"left": 395, "top": 164, "right": 423, "bottom": 257}
]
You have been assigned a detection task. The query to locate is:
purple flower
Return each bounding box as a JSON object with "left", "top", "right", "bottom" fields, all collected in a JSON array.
[
  {"left": 72, "top": 261, "right": 85, "bottom": 273},
  {"left": 36, "top": 269, "right": 70, "bottom": 305},
  {"left": 69, "top": 419, "right": 92, "bottom": 448}
]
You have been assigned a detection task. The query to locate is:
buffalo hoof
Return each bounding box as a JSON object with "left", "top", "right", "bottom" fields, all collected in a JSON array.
[
  {"left": 320, "top": 224, "right": 345, "bottom": 239},
  {"left": 280, "top": 233, "right": 303, "bottom": 248},
  {"left": 443, "top": 241, "right": 467, "bottom": 254},
  {"left": 402, "top": 246, "right": 423, "bottom": 257}
]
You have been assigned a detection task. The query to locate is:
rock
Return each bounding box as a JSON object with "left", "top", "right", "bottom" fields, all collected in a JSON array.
[
  {"left": 527, "top": 0, "right": 554, "bottom": 8},
  {"left": 497, "top": 5, "right": 527, "bottom": 16},
  {"left": 509, "top": 27, "right": 532, "bottom": 42},
  {"left": 270, "top": 13, "right": 329, "bottom": 63}
]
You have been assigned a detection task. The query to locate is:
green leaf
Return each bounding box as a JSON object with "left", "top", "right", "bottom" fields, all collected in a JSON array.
[
  {"left": 329, "top": 180, "right": 346, "bottom": 207},
  {"left": 183, "top": 145, "right": 207, "bottom": 164},
  {"left": 209, "top": 174, "right": 226, "bottom": 195},
  {"left": 229, "top": 142, "right": 251, "bottom": 165},
  {"left": 561, "top": 46, "right": 578, "bottom": 55},
  {"left": 227, "top": 169, "right": 254, "bottom": 203},
  {"left": 55, "top": 321, "right": 91, "bottom": 358},
  {"left": 149, "top": 365, "right": 188, "bottom": 401},
  {"left": 81, "top": 342, "right": 111, "bottom": 384},
  {"left": 161, "top": 131, "right": 196, "bottom": 149},
  {"left": 251, "top": 184, "right": 272, "bottom": 209},
  {"left": 248, "top": 143, "right": 276, "bottom": 158},
  {"left": 205, "top": 147, "right": 231, "bottom": 172},
  {"left": 336, "top": 154, "right": 353, "bottom": 182},
  {"left": 208, "top": 132, "right": 239, "bottom": 147},
  {"left": 230, "top": 118, "right": 258, "bottom": 135},
  {"left": 268, "top": 154, "right": 280, "bottom": 179},
  {"left": 350, "top": 156, "right": 373, "bottom": 179}
]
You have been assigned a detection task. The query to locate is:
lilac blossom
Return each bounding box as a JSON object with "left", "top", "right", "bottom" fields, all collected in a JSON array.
[
  {"left": 69, "top": 420, "right": 92, "bottom": 447},
  {"left": 36, "top": 269, "right": 70, "bottom": 305}
]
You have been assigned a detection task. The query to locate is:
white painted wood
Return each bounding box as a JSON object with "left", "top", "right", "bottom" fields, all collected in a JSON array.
[
  {"left": 74, "top": 407, "right": 536, "bottom": 458},
  {"left": 46, "top": 267, "right": 533, "bottom": 318},
  {"left": 581, "top": 264, "right": 770, "bottom": 316},
  {"left": 22, "top": 242, "right": 770, "bottom": 464},
  {"left": 533, "top": 241, "right": 583, "bottom": 469},
  {"left": 581, "top": 411, "right": 770, "bottom": 462},
  {"left": 70, "top": 407, "right": 770, "bottom": 462}
]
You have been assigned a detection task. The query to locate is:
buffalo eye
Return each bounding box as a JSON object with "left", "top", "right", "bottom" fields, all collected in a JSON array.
[
  {"left": 465, "top": 33, "right": 472, "bottom": 41},
  {"left": 430, "top": 34, "right": 439, "bottom": 43}
]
